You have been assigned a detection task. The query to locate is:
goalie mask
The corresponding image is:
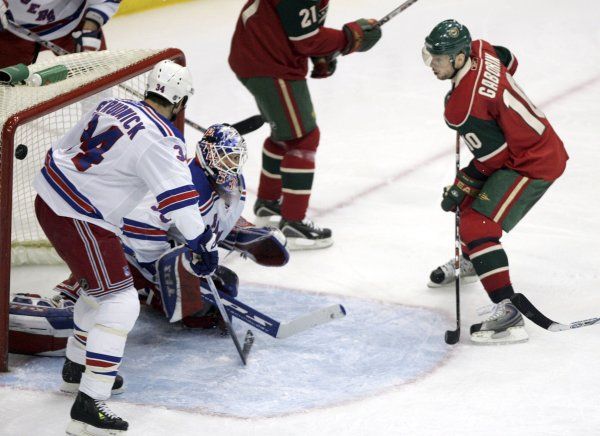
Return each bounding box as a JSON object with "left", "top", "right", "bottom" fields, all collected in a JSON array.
[{"left": 196, "top": 124, "right": 248, "bottom": 192}]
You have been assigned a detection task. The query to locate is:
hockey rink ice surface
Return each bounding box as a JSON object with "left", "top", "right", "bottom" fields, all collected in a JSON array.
[{"left": 2, "top": 0, "right": 600, "bottom": 435}]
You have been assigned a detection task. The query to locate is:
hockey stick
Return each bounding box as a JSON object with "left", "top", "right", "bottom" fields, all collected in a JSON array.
[
  {"left": 199, "top": 283, "right": 346, "bottom": 339},
  {"left": 377, "top": 0, "right": 419, "bottom": 27},
  {"left": 511, "top": 293, "right": 600, "bottom": 332},
  {"left": 3, "top": 20, "right": 264, "bottom": 135},
  {"left": 205, "top": 275, "right": 254, "bottom": 365},
  {"left": 445, "top": 132, "right": 461, "bottom": 345},
  {"left": 329, "top": 0, "right": 418, "bottom": 61}
]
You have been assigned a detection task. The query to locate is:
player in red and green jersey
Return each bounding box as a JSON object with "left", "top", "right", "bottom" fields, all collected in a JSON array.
[
  {"left": 229, "top": 0, "right": 382, "bottom": 250},
  {"left": 423, "top": 19, "right": 568, "bottom": 344}
]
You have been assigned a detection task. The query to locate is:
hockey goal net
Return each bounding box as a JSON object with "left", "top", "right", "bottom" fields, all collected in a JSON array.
[{"left": 0, "top": 48, "right": 187, "bottom": 371}]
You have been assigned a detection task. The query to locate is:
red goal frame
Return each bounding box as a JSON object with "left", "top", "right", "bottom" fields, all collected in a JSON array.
[{"left": 0, "top": 48, "right": 187, "bottom": 372}]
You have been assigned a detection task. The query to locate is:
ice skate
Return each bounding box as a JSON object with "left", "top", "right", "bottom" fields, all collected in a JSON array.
[
  {"left": 66, "top": 391, "right": 128, "bottom": 435},
  {"left": 61, "top": 358, "right": 124, "bottom": 395},
  {"left": 427, "top": 255, "right": 478, "bottom": 288},
  {"left": 279, "top": 218, "right": 333, "bottom": 250},
  {"left": 253, "top": 198, "right": 281, "bottom": 226},
  {"left": 470, "top": 298, "right": 529, "bottom": 345}
]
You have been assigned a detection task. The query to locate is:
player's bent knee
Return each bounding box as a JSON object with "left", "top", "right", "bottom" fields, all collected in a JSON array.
[
  {"left": 459, "top": 209, "right": 502, "bottom": 244},
  {"left": 94, "top": 287, "right": 140, "bottom": 333},
  {"left": 285, "top": 127, "right": 320, "bottom": 152}
]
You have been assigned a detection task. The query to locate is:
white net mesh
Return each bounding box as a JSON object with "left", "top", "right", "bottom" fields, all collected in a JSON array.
[{"left": 0, "top": 49, "right": 173, "bottom": 265}]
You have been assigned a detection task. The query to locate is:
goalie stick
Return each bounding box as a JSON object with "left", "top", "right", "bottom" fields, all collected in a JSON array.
[
  {"left": 3, "top": 20, "right": 264, "bottom": 136},
  {"left": 511, "top": 293, "right": 600, "bottom": 332},
  {"left": 200, "top": 283, "right": 346, "bottom": 339},
  {"left": 205, "top": 276, "right": 254, "bottom": 365}
]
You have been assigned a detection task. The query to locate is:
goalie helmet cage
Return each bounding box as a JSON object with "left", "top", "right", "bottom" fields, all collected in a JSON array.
[{"left": 0, "top": 48, "right": 187, "bottom": 372}]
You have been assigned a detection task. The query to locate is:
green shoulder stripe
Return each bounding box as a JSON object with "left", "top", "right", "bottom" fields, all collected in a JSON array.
[
  {"left": 492, "top": 45, "right": 514, "bottom": 69},
  {"left": 276, "top": 0, "right": 324, "bottom": 40}
]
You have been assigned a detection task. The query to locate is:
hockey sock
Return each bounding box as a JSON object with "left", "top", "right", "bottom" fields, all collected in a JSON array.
[
  {"left": 79, "top": 287, "right": 140, "bottom": 400},
  {"left": 257, "top": 138, "right": 284, "bottom": 201},
  {"left": 460, "top": 209, "right": 513, "bottom": 303},
  {"left": 280, "top": 128, "right": 320, "bottom": 221},
  {"left": 468, "top": 238, "right": 513, "bottom": 303}
]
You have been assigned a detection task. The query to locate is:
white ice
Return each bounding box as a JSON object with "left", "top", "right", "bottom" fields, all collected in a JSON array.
[{"left": 2, "top": 0, "right": 600, "bottom": 434}]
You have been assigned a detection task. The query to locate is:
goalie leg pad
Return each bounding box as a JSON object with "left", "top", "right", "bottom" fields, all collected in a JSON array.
[
  {"left": 8, "top": 293, "right": 74, "bottom": 356},
  {"left": 156, "top": 246, "right": 206, "bottom": 323},
  {"left": 182, "top": 266, "right": 239, "bottom": 329}
]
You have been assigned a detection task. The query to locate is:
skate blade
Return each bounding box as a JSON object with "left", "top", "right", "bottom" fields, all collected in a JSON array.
[
  {"left": 61, "top": 382, "right": 124, "bottom": 396},
  {"left": 286, "top": 236, "right": 333, "bottom": 251},
  {"left": 427, "top": 275, "right": 479, "bottom": 288},
  {"left": 470, "top": 326, "right": 529, "bottom": 345},
  {"left": 66, "top": 419, "right": 127, "bottom": 436}
]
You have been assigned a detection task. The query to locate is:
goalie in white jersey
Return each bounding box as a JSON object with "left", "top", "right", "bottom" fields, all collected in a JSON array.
[{"left": 33, "top": 60, "right": 217, "bottom": 436}]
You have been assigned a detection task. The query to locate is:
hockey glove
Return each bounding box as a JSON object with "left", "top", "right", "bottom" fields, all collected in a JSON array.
[
  {"left": 342, "top": 19, "right": 382, "bottom": 55},
  {"left": 310, "top": 55, "right": 337, "bottom": 79},
  {"left": 72, "top": 20, "right": 103, "bottom": 52},
  {"left": 186, "top": 226, "right": 219, "bottom": 276},
  {"left": 441, "top": 170, "right": 485, "bottom": 212}
]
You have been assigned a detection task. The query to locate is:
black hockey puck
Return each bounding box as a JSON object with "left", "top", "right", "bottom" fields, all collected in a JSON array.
[{"left": 15, "top": 144, "right": 28, "bottom": 160}]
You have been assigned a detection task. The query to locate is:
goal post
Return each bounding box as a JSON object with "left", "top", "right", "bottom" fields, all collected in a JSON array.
[{"left": 0, "top": 48, "right": 187, "bottom": 372}]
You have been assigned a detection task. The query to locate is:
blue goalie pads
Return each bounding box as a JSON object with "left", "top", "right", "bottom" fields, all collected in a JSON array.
[
  {"left": 156, "top": 246, "right": 239, "bottom": 323},
  {"left": 219, "top": 224, "right": 289, "bottom": 267},
  {"left": 9, "top": 293, "right": 74, "bottom": 356}
]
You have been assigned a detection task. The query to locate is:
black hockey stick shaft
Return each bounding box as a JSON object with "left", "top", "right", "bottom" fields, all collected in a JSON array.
[
  {"left": 445, "top": 132, "right": 461, "bottom": 345},
  {"left": 511, "top": 293, "right": 600, "bottom": 332},
  {"left": 206, "top": 276, "right": 254, "bottom": 365},
  {"left": 378, "top": 0, "right": 420, "bottom": 26},
  {"left": 4, "top": 20, "right": 264, "bottom": 135}
]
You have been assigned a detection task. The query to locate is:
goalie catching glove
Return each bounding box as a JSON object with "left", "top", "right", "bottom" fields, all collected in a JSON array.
[{"left": 219, "top": 218, "right": 289, "bottom": 267}]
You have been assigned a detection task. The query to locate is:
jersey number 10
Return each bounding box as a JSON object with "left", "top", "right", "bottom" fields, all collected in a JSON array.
[{"left": 503, "top": 74, "right": 546, "bottom": 136}]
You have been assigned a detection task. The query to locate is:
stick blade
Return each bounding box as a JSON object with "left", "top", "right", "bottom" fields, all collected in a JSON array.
[
  {"left": 445, "top": 329, "right": 460, "bottom": 345},
  {"left": 276, "top": 304, "right": 346, "bottom": 339},
  {"left": 231, "top": 115, "right": 264, "bottom": 135}
]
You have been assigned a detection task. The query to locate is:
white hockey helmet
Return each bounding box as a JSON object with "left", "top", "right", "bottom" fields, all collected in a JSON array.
[{"left": 145, "top": 60, "right": 194, "bottom": 105}]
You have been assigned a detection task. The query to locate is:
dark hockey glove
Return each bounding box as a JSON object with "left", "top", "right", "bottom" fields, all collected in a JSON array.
[
  {"left": 219, "top": 222, "right": 289, "bottom": 267},
  {"left": 342, "top": 19, "right": 382, "bottom": 55},
  {"left": 72, "top": 20, "right": 103, "bottom": 52},
  {"left": 441, "top": 170, "right": 485, "bottom": 212},
  {"left": 310, "top": 55, "right": 337, "bottom": 79},
  {"left": 186, "top": 226, "right": 218, "bottom": 276}
]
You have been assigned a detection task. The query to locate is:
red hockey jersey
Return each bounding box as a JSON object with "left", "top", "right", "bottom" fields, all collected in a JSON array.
[
  {"left": 445, "top": 40, "right": 568, "bottom": 181},
  {"left": 229, "top": 0, "right": 347, "bottom": 80}
]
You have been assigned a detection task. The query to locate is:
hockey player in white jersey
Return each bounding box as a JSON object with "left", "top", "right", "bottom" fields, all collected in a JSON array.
[
  {"left": 9, "top": 126, "right": 289, "bottom": 358},
  {"left": 33, "top": 60, "right": 216, "bottom": 435},
  {"left": 0, "top": 0, "right": 118, "bottom": 68}
]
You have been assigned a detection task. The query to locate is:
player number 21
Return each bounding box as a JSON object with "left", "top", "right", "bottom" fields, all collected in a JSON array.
[{"left": 299, "top": 6, "right": 318, "bottom": 28}]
